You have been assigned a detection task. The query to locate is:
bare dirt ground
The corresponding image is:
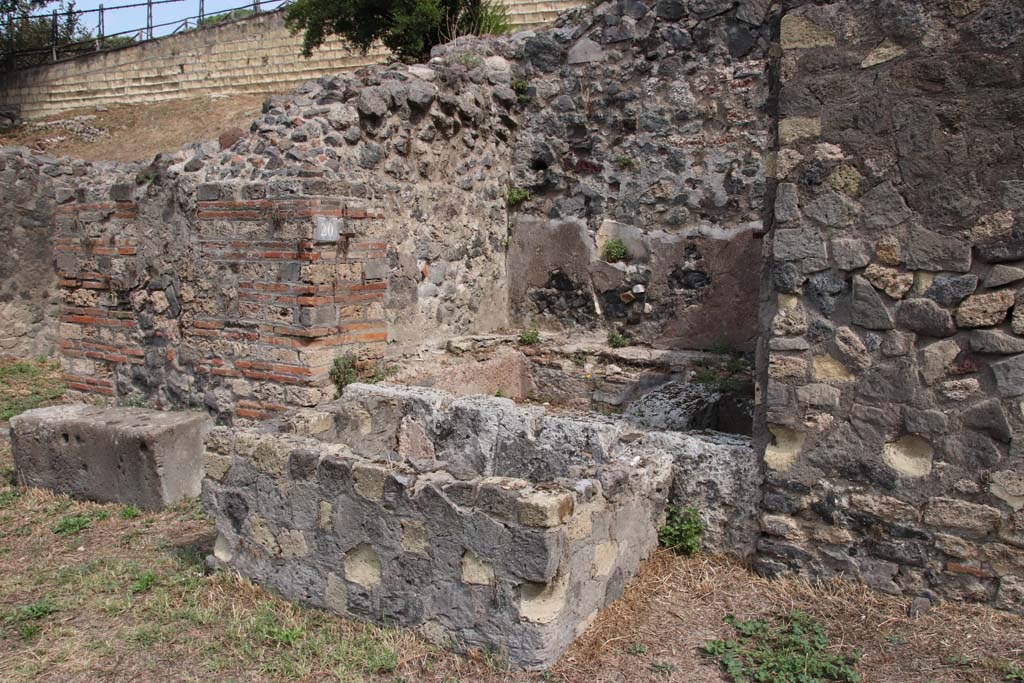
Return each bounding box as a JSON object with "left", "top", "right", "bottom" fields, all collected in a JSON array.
[{"left": 0, "top": 95, "right": 268, "bottom": 163}]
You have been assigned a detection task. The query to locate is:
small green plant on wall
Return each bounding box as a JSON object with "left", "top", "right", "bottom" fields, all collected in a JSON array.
[
  {"left": 506, "top": 187, "right": 530, "bottom": 207},
  {"left": 602, "top": 238, "right": 628, "bottom": 262},
  {"left": 607, "top": 330, "right": 631, "bottom": 349},
  {"left": 329, "top": 353, "right": 396, "bottom": 397},
  {"left": 658, "top": 506, "right": 702, "bottom": 555},
  {"left": 518, "top": 328, "right": 540, "bottom": 345}
]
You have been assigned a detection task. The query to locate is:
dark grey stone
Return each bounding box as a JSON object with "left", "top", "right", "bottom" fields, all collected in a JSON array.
[
  {"left": 774, "top": 183, "right": 800, "bottom": 224},
  {"left": 904, "top": 227, "right": 972, "bottom": 273},
  {"left": 688, "top": 0, "right": 735, "bottom": 19},
  {"left": 977, "top": 230, "right": 1024, "bottom": 264},
  {"left": 771, "top": 262, "right": 805, "bottom": 293},
  {"left": 851, "top": 276, "right": 894, "bottom": 330},
  {"left": 991, "top": 354, "right": 1024, "bottom": 397},
  {"left": 524, "top": 34, "right": 563, "bottom": 71},
  {"left": 406, "top": 81, "right": 437, "bottom": 109},
  {"left": 831, "top": 238, "right": 871, "bottom": 271},
  {"left": 895, "top": 299, "right": 956, "bottom": 337},
  {"left": 567, "top": 38, "right": 604, "bottom": 64},
  {"left": 961, "top": 399, "right": 1011, "bottom": 443},
  {"left": 861, "top": 182, "right": 913, "bottom": 230},
  {"left": 655, "top": 0, "right": 686, "bottom": 20},
  {"left": 356, "top": 87, "right": 389, "bottom": 118},
  {"left": 807, "top": 270, "right": 846, "bottom": 316},
  {"left": 969, "top": 330, "right": 1024, "bottom": 355},
  {"left": 661, "top": 26, "right": 693, "bottom": 51},
  {"left": 904, "top": 408, "right": 948, "bottom": 435},
  {"left": 925, "top": 274, "right": 978, "bottom": 307}
]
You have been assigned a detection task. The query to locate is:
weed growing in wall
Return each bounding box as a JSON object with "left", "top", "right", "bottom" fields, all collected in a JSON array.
[
  {"left": 607, "top": 330, "right": 631, "bottom": 348},
  {"left": 329, "top": 353, "right": 397, "bottom": 398},
  {"left": 518, "top": 328, "right": 540, "bottom": 345},
  {"left": 658, "top": 505, "right": 702, "bottom": 555},
  {"left": 330, "top": 354, "right": 361, "bottom": 397},
  {"left": 506, "top": 187, "right": 530, "bottom": 207},
  {"left": 702, "top": 611, "right": 862, "bottom": 683},
  {"left": 512, "top": 79, "right": 531, "bottom": 103},
  {"left": 602, "top": 238, "right": 628, "bottom": 262}
]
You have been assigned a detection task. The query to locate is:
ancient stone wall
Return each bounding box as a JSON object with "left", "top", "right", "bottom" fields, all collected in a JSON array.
[
  {"left": 0, "top": 151, "right": 80, "bottom": 357},
  {"left": 500, "top": 0, "right": 770, "bottom": 351},
  {"left": 202, "top": 383, "right": 673, "bottom": 668},
  {"left": 0, "top": 3, "right": 583, "bottom": 121},
  {"left": 2, "top": 0, "right": 1024, "bottom": 616},
  {"left": 757, "top": 0, "right": 1024, "bottom": 611}
]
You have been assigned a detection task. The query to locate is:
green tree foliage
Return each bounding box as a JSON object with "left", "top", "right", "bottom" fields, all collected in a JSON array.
[
  {"left": 2, "top": 0, "right": 92, "bottom": 69},
  {"left": 285, "top": 0, "right": 510, "bottom": 63}
]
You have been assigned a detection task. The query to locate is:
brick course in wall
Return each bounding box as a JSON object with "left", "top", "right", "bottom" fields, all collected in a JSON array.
[
  {"left": 53, "top": 175, "right": 388, "bottom": 421},
  {"left": 0, "top": 3, "right": 583, "bottom": 121}
]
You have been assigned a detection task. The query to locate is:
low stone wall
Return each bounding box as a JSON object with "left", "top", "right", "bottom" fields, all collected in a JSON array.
[
  {"left": 0, "top": 2, "right": 583, "bottom": 121},
  {"left": 11, "top": 404, "right": 210, "bottom": 509},
  {"left": 202, "top": 383, "right": 674, "bottom": 668}
]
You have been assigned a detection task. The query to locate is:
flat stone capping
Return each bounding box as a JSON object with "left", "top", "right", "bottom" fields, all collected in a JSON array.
[
  {"left": 10, "top": 404, "right": 212, "bottom": 509},
  {"left": 202, "top": 384, "right": 674, "bottom": 668}
]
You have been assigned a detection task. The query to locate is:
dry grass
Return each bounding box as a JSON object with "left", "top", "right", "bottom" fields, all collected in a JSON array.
[
  {"left": 0, "top": 95, "right": 268, "bottom": 163},
  {"left": 0, "top": 430, "right": 1021, "bottom": 683}
]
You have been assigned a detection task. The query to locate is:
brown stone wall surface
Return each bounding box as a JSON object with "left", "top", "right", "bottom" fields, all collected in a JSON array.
[
  {"left": 0, "top": 3, "right": 583, "bottom": 121},
  {"left": 758, "top": 0, "right": 1024, "bottom": 611}
]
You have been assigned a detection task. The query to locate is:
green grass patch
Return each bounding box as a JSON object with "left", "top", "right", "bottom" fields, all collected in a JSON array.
[
  {"left": 703, "top": 611, "right": 862, "bottom": 683},
  {"left": 51, "top": 513, "right": 94, "bottom": 536},
  {"left": 329, "top": 353, "right": 397, "bottom": 398},
  {"left": 0, "top": 358, "right": 66, "bottom": 420},
  {"left": 4, "top": 596, "right": 59, "bottom": 625},
  {"left": 120, "top": 504, "right": 141, "bottom": 519}
]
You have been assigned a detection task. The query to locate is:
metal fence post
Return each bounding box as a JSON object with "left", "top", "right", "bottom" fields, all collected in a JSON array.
[
  {"left": 96, "top": 4, "right": 103, "bottom": 50},
  {"left": 199, "top": 0, "right": 204, "bottom": 25},
  {"left": 146, "top": 0, "right": 153, "bottom": 39},
  {"left": 51, "top": 9, "right": 57, "bottom": 61}
]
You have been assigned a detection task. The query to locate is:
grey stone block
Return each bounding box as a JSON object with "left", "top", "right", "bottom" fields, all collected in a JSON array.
[{"left": 10, "top": 404, "right": 211, "bottom": 510}]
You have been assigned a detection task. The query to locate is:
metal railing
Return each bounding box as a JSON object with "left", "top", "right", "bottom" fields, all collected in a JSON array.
[{"left": 3, "top": 0, "right": 289, "bottom": 66}]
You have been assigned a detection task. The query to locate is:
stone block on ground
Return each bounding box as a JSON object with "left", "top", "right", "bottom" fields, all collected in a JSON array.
[{"left": 10, "top": 404, "right": 211, "bottom": 509}]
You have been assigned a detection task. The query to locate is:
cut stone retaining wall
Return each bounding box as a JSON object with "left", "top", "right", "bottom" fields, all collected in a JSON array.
[{"left": 0, "top": 3, "right": 583, "bottom": 121}]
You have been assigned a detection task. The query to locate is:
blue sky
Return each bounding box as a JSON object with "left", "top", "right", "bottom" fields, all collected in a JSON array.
[{"left": 39, "top": 0, "right": 288, "bottom": 40}]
